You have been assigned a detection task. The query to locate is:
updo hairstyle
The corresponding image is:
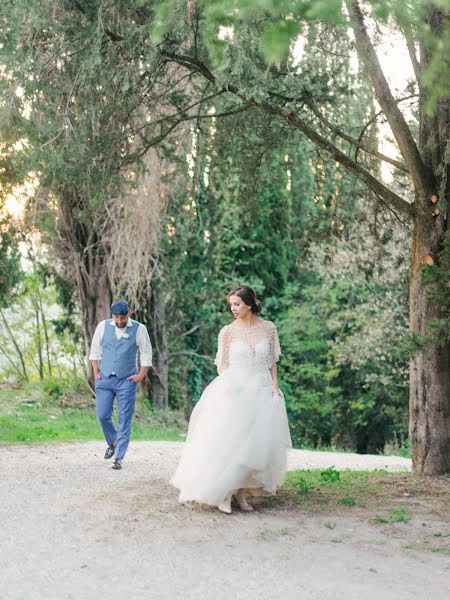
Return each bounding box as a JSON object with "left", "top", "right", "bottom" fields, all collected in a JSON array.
[{"left": 227, "top": 285, "right": 262, "bottom": 315}]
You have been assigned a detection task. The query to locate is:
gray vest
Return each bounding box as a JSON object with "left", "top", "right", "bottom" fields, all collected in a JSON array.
[{"left": 100, "top": 319, "right": 140, "bottom": 378}]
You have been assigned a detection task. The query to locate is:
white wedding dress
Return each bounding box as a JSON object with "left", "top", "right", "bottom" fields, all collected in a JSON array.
[{"left": 170, "top": 319, "right": 292, "bottom": 508}]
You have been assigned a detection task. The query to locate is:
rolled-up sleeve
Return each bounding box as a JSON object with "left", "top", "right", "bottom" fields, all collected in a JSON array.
[
  {"left": 137, "top": 324, "right": 152, "bottom": 367},
  {"left": 89, "top": 321, "right": 105, "bottom": 360}
]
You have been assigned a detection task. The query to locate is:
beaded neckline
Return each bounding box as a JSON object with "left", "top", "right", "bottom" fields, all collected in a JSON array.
[{"left": 229, "top": 319, "right": 268, "bottom": 331}]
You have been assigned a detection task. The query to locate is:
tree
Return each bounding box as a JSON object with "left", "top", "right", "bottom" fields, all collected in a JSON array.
[
  {"left": 0, "top": 221, "right": 23, "bottom": 309},
  {"left": 0, "top": 1, "right": 166, "bottom": 383},
  {"left": 1, "top": 1, "right": 447, "bottom": 472},
  {"left": 147, "top": 0, "right": 449, "bottom": 473}
]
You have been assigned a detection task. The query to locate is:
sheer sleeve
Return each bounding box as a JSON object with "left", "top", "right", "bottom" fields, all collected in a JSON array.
[
  {"left": 271, "top": 322, "right": 281, "bottom": 365},
  {"left": 213, "top": 326, "right": 229, "bottom": 371}
]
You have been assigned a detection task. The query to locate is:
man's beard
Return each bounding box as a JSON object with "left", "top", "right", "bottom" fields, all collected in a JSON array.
[{"left": 116, "top": 322, "right": 127, "bottom": 328}]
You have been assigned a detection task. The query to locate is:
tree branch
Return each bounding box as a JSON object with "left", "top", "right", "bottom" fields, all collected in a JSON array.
[
  {"left": 256, "top": 99, "right": 416, "bottom": 217},
  {"left": 406, "top": 37, "right": 421, "bottom": 82},
  {"left": 160, "top": 50, "right": 216, "bottom": 84},
  {"left": 401, "top": 25, "right": 421, "bottom": 82},
  {"left": 134, "top": 103, "right": 251, "bottom": 158},
  {"left": 307, "top": 102, "right": 409, "bottom": 173},
  {"left": 0, "top": 309, "right": 28, "bottom": 380},
  {"left": 357, "top": 94, "right": 419, "bottom": 143},
  {"left": 346, "top": 1, "right": 432, "bottom": 195},
  {"left": 156, "top": 50, "right": 415, "bottom": 216}
]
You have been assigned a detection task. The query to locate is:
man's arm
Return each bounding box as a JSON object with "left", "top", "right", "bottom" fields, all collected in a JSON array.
[
  {"left": 89, "top": 321, "right": 105, "bottom": 380},
  {"left": 90, "top": 359, "right": 101, "bottom": 380},
  {"left": 127, "top": 365, "right": 149, "bottom": 384}
]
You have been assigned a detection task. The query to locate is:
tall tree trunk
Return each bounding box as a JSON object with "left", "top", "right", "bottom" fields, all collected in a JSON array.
[
  {"left": 409, "top": 211, "right": 450, "bottom": 475},
  {"left": 37, "top": 291, "right": 52, "bottom": 377},
  {"left": 33, "top": 300, "right": 44, "bottom": 380},
  {"left": 346, "top": 2, "right": 450, "bottom": 474},
  {"left": 0, "top": 309, "right": 28, "bottom": 381},
  {"left": 76, "top": 265, "right": 112, "bottom": 388},
  {"left": 58, "top": 190, "right": 113, "bottom": 388},
  {"left": 146, "top": 285, "right": 168, "bottom": 410},
  {"left": 409, "top": 6, "right": 450, "bottom": 475}
]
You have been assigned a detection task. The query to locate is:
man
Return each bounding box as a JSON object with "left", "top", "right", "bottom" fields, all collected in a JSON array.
[{"left": 89, "top": 300, "right": 152, "bottom": 470}]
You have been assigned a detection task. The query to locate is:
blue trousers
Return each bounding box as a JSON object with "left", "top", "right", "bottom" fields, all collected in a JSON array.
[{"left": 95, "top": 374, "right": 137, "bottom": 460}]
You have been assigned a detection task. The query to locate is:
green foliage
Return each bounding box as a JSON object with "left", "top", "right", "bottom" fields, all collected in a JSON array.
[
  {"left": 296, "top": 477, "right": 314, "bottom": 494},
  {"left": 158, "top": 105, "right": 314, "bottom": 412},
  {"left": 0, "top": 267, "right": 84, "bottom": 382},
  {"left": 170, "top": 0, "right": 447, "bottom": 112},
  {"left": 388, "top": 507, "right": 410, "bottom": 523},
  {"left": 320, "top": 466, "right": 341, "bottom": 483},
  {"left": 375, "top": 507, "right": 410, "bottom": 523},
  {"left": 260, "top": 20, "right": 301, "bottom": 64},
  {"left": 0, "top": 381, "right": 185, "bottom": 443},
  {"left": 277, "top": 209, "right": 410, "bottom": 453},
  {"left": 0, "top": 0, "right": 419, "bottom": 455},
  {"left": 0, "top": 221, "right": 23, "bottom": 308},
  {"left": 285, "top": 468, "right": 387, "bottom": 508},
  {"left": 42, "top": 377, "right": 67, "bottom": 401},
  {"left": 337, "top": 496, "right": 357, "bottom": 506},
  {"left": 142, "top": 19, "right": 411, "bottom": 454}
]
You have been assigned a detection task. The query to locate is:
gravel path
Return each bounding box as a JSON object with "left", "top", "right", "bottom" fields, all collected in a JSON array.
[{"left": 1, "top": 441, "right": 448, "bottom": 600}]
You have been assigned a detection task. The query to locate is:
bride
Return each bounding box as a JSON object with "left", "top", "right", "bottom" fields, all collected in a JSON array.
[{"left": 170, "top": 285, "right": 292, "bottom": 513}]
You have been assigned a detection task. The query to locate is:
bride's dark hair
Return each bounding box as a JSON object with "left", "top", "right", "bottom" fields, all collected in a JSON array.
[{"left": 227, "top": 285, "right": 262, "bottom": 315}]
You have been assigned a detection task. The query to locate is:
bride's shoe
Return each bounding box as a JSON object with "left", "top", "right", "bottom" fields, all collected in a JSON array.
[
  {"left": 235, "top": 489, "right": 254, "bottom": 512},
  {"left": 218, "top": 493, "right": 232, "bottom": 514}
]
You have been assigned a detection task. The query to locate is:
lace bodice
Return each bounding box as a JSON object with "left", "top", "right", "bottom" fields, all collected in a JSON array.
[{"left": 214, "top": 319, "right": 281, "bottom": 371}]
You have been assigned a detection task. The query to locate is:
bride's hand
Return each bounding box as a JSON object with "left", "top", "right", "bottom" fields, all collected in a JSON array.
[{"left": 272, "top": 385, "right": 281, "bottom": 397}]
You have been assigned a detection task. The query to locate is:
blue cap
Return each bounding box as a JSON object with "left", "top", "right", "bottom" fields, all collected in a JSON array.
[{"left": 111, "top": 300, "right": 131, "bottom": 315}]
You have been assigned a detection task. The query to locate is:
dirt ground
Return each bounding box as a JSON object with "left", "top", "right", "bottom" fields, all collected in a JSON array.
[{"left": 1, "top": 441, "right": 448, "bottom": 600}]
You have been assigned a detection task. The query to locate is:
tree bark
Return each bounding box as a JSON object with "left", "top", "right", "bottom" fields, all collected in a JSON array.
[
  {"left": 346, "top": 3, "right": 450, "bottom": 473},
  {"left": 37, "top": 290, "right": 52, "bottom": 376},
  {"left": 33, "top": 299, "right": 44, "bottom": 380},
  {"left": 58, "top": 189, "right": 113, "bottom": 388},
  {"left": 409, "top": 212, "right": 450, "bottom": 475},
  {"left": 146, "top": 285, "right": 169, "bottom": 410},
  {"left": 77, "top": 267, "right": 112, "bottom": 387},
  {"left": 410, "top": 8, "right": 450, "bottom": 475},
  {"left": 408, "top": 6, "right": 450, "bottom": 475}
]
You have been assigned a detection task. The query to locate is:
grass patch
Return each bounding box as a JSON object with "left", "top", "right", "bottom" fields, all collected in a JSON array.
[
  {"left": 429, "top": 546, "right": 450, "bottom": 555},
  {"left": 283, "top": 469, "right": 382, "bottom": 509},
  {"left": 374, "top": 508, "right": 410, "bottom": 524},
  {"left": 388, "top": 508, "right": 409, "bottom": 523},
  {"left": 279, "top": 469, "right": 450, "bottom": 519},
  {"left": 0, "top": 381, "right": 186, "bottom": 443},
  {"left": 337, "top": 497, "right": 357, "bottom": 507}
]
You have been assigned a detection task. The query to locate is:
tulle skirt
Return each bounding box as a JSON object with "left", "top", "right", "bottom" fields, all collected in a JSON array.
[{"left": 170, "top": 365, "right": 292, "bottom": 508}]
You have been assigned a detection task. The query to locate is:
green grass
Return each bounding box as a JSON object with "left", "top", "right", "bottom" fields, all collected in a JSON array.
[
  {"left": 373, "top": 508, "right": 410, "bottom": 523},
  {"left": 388, "top": 508, "right": 410, "bottom": 523},
  {"left": 281, "top": 468, "right": 450, "bottom": 518},
  {"left": 0, "top": 381, "right": 186, "bottom": 443},
  {"left": 0, "top": 412, "right": 184, "bottom": 443},
  {"left": 283, "top": 468, "right": 384, "bottom": 508}
]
